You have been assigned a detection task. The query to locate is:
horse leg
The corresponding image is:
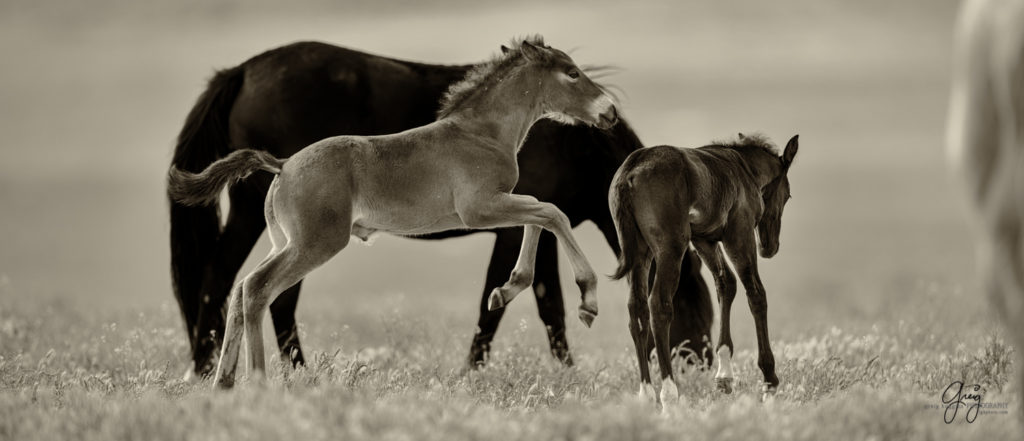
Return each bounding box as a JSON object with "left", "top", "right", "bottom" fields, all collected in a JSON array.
[
  {"left": 596, "top": 207, "right": 713, "bottom": 369},
  {"left": 214, "top": 249, "right": 280, "bottom": 389},
  {"left": 270, "top": 283, "right": 304, "bottom": 367},
  {"left": 531, "top": 230, "right": 572, "bottom": 366},
  {"left": 486, "top": 225, "right": 576, "bottom": 364},
  {"left": 648, "top": 241, "right": 685, "bottom": 406},
  {"left": 212, "top": 280, "right": 245, "bottom": 388},
  {"left": 487, "top": 225, "right": 541, "bottom": 310},
  {"left": 467, "top": 229, "right": 521, "bottom": 368},
  {"left": 693, "top": 240, "right": 737, "bottom": 393},
  {"left": 669, "top": 247, "right": 714, "bottom": 371},
  {"left": 627, "top": 255, "right": 655, "bottom": 402},
  {"left": 722, "top": 233, "right": 780, "bottom": 399},
  {"left": 192, "top": 180, "right": 267, "bottom": 378},
  {"left": 460, "top": 194, "right": 597, "bottom": 327}
]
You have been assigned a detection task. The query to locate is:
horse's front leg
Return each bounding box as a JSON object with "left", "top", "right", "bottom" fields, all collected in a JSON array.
[
  {"left": 721, "top": 232, "right": 780, "bottom": 400},
  {"left": 486, "top": 225, "right": 542, "bottom": 310},
  {"left": 460, "top": 194, "right": 599, "bottom": 327}
]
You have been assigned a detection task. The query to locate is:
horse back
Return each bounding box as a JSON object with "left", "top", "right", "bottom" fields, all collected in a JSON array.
[
  {"left": 618, "top": 146, "right": 749, "bottom": 238},
  {"left": 228, "top": 41, "right": 469, "bottom": 158}
]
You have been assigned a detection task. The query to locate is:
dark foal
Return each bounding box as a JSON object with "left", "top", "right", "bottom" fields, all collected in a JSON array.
[
  {"left": 611, "top": 134, "right": 799, "bottom": 405},
  {"left": 169, "top": 40, "right": 713, "bottom": 378}
]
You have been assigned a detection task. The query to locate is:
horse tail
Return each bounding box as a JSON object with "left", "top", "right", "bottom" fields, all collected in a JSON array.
[
  {"left": 168, "top": 149, "right": 285, "bottom": 206},
  {"left": 168, "top": 65, "right": 245, "bottom": 350},
  {"left": 611, "top": 172, "right": 644, "bottom": 281}
]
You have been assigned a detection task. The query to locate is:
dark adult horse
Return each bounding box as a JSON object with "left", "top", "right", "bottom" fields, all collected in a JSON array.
[{"left": 170, "top": 41, "right": 713, "bottom": 378}]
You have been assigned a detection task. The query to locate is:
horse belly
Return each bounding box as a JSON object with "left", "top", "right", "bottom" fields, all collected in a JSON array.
[{"left": 350, "top": 195, "right": 464, "bottom": 237}]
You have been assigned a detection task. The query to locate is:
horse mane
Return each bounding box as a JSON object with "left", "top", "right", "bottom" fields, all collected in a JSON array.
[
  {"left": 711, "top": 132, "right": 780, "bottom": 156},
  {"left": 436, "top": 35, "right": 551, "bottom": 119}
]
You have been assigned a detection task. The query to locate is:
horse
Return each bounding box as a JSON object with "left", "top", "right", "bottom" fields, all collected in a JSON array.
[
  {"left": 169, "top": 40, "right": 715, "bottom": 378},
  {"left": 169, "top": 37, "right": 625, "bottom": 388},
  {"left": 947, "top": 0, "right": 1024, "bottom": 413},
  {"left": 610, "top": 134, "right": 799, "bottom": 405}
]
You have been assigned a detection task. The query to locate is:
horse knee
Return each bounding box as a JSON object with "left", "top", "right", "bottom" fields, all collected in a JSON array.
[
  {"left": 538, "top": 204, "right": 570, "bottom": 231},
  {"left": 509, "top": 268, "right": 534, "bottom": 287}
]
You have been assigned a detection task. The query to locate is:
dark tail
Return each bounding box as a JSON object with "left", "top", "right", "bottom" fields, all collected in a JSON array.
[
  {"left": 611, "top": 176, "right": 644, "bottom": 280},
  {"left": 167, "top": 66, "right": 245, "bottom": 352},
  {"left": 168, "top": 149, "right": 285, "bottom": 206}
]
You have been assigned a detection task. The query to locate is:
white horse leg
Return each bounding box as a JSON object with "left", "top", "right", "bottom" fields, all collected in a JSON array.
[
  {"left": 714, "top": 346, "right": 735, "bottom": 394},
  {"left": 488, "top": 225, "right": 542, "bottom": 310},
  {"left": 213, "top": 281, "right": 245, "bottom": 388},
  {"left": 693, "top": 240, "right": 738, "bottom": 394},
  {"left": 458, "top": 194, "right": 599, "bottom": 326}
]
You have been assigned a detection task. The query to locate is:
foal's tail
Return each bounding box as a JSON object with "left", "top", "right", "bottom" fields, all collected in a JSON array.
[
  {"left": 168, "top": 150, "right": 286, "bottom": 207},
  {"left": 611, "top": 175, "right": 645, "bottom": 281}
]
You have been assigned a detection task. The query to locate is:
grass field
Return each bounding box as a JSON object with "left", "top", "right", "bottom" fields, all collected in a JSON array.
[{"left": 1, "top": 0, "right": 1023, "bottom": 439}]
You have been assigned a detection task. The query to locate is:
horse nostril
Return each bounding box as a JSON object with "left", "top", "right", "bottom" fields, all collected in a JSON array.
[{"left": 599, "top": 106, "right": 618, "bottom": 127}]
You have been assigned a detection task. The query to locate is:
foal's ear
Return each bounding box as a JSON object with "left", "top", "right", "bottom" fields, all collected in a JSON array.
[
  {"left": 501, "top": 45, "right": 511, "bottom": 54},
  {"left": 782, "top": 134, "right": 799, "bottom": 168},
  {"left": 520, "top": 40, "right": 545, "bottom": 61}
]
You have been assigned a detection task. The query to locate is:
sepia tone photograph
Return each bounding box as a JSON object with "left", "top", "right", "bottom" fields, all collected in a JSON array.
[{"left": 1, "top": 0, "right": 1022, "bottom": 439}]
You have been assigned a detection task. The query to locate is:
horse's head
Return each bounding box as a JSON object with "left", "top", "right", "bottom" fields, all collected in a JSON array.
[
  {"left": 516, "top": 41, "right": 619, "bottom": 129},
  {"left": 757, "top": 135, "right": 799, "bottom": 258}
]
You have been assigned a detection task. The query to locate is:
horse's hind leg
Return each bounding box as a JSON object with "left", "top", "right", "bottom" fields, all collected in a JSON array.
[
  {"left": 213, "top": 279, "right": 245, "bottom": 388},
  {"left": 722, "top": 232, "right": 779, "bottom": 398},
  {"left": 627, "top": 255, "right": 655, "bottom": 402},
  {"left": 693, "top": 240, "right": 737, "bottom": 394},
  {"left": 648, "top": 241, "right": 685, "bottom": 406},
  {"left": 192, "top": 178, "right": 269, "bottom": 378},
  {"left": 270, "top": 283, "right": 304, "bottom": 367}
]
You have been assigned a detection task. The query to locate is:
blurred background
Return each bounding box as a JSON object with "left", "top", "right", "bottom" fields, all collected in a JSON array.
[{"left": 0, "top": 0, "right": 981, "bottom": 361}]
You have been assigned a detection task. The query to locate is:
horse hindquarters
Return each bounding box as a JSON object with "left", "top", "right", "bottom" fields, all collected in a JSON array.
[
  {"left": 214, "top": 174, "right": 353, "bottom": 388},
  {"left": 611, "top": 161, "right": 690, "bottom": 404}
]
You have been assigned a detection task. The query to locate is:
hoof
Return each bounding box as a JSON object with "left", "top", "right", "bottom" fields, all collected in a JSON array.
[
  {"left": 213, "top": 374, "right": 234, "bottom": 390},
  {"left": 659, "top": 377, "right": 679, "bottom": 406},
  {"left": 715, "top": 377, "right": 733, "bottom": 394},
  {"left": 578, "top": 307, "right": 597, "bottom": 328},
  {"left": 638, "top": 383, "right": 657, "bottom": 403},
  {"left": 760, "top": 383, "right": 778, "bottom": 402},
  {"left": 487, "top": 289, "right": 506, "bottom": 311},
  {"left": 182, "top": 367, "right": 198, "bottom": 384}
]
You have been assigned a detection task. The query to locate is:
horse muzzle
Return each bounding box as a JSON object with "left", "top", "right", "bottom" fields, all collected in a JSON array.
[{"left": 597, "top": 106, "right": 619, "bottom": 129}]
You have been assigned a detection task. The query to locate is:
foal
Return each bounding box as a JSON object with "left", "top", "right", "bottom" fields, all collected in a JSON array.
[
  {"left": 168, "top": 39, "right": 617, "bottom": 389},
  {"left": 611, "top": 134, "right": 798, "bottom": 404}
]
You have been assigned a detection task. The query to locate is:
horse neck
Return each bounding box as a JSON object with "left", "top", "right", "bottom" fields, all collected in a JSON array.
[
  {"left": 445, "top": 69, "right": 544, "bottom": 154},
  {"left": 736, "top": 148, "right": 781, "bottom": 188}
]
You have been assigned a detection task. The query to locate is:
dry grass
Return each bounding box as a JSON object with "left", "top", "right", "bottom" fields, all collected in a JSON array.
[{"left": 0, "top": 296, "right": 1020, "bottom": 441}]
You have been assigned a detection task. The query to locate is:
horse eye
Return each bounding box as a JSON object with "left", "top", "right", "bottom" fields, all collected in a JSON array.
[{"left": 567, "top": 69, "right": 580, "bottom": 79}]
